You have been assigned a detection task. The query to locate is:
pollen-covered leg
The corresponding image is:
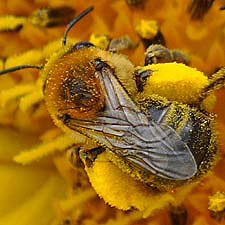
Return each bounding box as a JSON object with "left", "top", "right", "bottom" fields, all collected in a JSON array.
[
  {"left": 199, "top": 67, "right": 225, "bottom": 104},
  {"left": 78, "top": 146, "right": 105, "bottom": 168}
]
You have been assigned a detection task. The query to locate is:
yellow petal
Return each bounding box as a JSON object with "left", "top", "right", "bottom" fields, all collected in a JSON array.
[{"left": 0, "top": 173, "right": 66, "bottom": 225}]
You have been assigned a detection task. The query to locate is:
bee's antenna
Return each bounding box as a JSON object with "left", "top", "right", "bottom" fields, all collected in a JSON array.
[
  {"left": 0, "top": 65, "right": 43, "bottom": 76},
  {"left": 63, "top": 6, "right": 94, "bottom": 46}
]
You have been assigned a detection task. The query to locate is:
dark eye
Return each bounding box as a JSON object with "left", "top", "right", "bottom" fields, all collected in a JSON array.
[{"left": 72, "top": 41, "right": 95, "bottom": 50}]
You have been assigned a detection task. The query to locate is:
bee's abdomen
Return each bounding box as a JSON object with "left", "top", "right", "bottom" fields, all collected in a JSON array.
[{"left": 146, "top": 99, "right": 217, "bottom": 170}]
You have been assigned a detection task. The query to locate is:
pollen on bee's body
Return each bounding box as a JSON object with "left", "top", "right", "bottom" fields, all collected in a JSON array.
[
  {"left": 44, "top": 48, "right": 105, "bottom": 120},
  {"left": 137, "top": 62, "right": 211, "bottom": 105}
]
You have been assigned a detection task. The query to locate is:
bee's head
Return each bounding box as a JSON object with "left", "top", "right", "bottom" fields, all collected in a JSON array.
[
  {"left": 41, "top": 6, "right": 105, "bottom": 123},
  {"left": 0, "top": 6, "right": 135, "bottom": 131},
  {"left": 44, "top": 45, "right": 106, "bottom": 121}
]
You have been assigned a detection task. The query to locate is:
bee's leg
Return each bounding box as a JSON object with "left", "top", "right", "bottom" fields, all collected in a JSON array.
[
  {"left": 198, "top": 67, "right": 225, "bottom": 104},
  {"left": 66, "top": 146, "right": 105, "bottom": 189},
  {"left": 67, "top": 147, "right": 84, "bottom": 168},
  {"left": 169, "top": 205, "right": 188, "bottom": 225},
  {"left": 79, "top": 146, "right": 105, "bottom": 168},
  {"left": 59, "top": 114, "right": 105, "bottom": 169},
  {"left": 134, "top": 68, "right": 153, "bottom": 92},
  {"left": 51, "top": 146, "right": 86, "bottom": 190},
  {"left": 68, "top": 146, "right": 105, "bottom": 168}
]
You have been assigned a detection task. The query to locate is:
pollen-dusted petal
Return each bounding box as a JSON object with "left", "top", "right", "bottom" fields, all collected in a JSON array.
[
  {"left": 138, "top": 62, "right": 210, "bottom": 104},
  {"left": 19, "top": 88, "right": 44, "bottom": 111},
  {"left": 192, "top": 216, "right": 209, "bottom": 225},
  {"left": 188, "top": 193, "right": 209, "bottom": 213},
  {"left": 5, "top": 49, "right": 43, "bottom": 68},
  {"left": 0, "top": 127, "right": 38, "bottom": 161},
  {"left": 104, "top": 211, "right": 143, "bottom": 225},
  {"left": 89, "top": 34, "right": 110, "bottom": 49},
  {"left": 39, "top": 128, "right": 62, "bottom": 142},
  {"left": 13, "top": 134, "right": 80, "bottom": 164},
  {"left": 59, "top": 189, "right": 96, "bottom": 212},
  {"left": 42, "top": 39, "right": 63, "bottom": 58},
  {"left": 0, "top": 15, "right": 26, "bottom": 31},
  {"left": 205, "top": 174, "right": 225, "bottom": 191},
  {"left": 207, "top": 41, "right": 225, "bottom": 70},
  {"left": 0, "top": 84, "right": 35, "bottom": 108},
  {"left": 208, "top": 192, "right": 225, "bottom": 212},
  {"left": 0, "top": 59, "right": 3, "bottom": 70},
  {"left": 0, "top": 174, "right": 66, "bottom": 225},
  {"left": 135, "top": 20, "right": 159, "bottom": 39},
  {"left": 186, "top": 23, "right": 208, "bottom": 41},
  {"left": 90, "top": 14, "right": 111, "bottom": 35},
  {"left": 0, "top": 128, "right": 66, "bottom": 225}
]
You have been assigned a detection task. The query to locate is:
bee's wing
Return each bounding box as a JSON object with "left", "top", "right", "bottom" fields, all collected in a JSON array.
[{"left": 69, "top": 67, "right": 197, "bottom": 180}]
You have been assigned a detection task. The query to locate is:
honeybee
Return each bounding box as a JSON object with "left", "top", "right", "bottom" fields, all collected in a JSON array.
[{"left": 0, "top": 6, "right": 223, "bottom": 193}]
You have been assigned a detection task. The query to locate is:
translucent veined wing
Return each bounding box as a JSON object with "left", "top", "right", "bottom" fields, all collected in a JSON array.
[{"left": 67, "top": 66, "right": 197, "bottom": 180}]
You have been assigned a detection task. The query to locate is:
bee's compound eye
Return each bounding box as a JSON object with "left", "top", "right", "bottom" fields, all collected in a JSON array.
[{"left": 72, "top": 41, "right": 95, "bottom": 51}]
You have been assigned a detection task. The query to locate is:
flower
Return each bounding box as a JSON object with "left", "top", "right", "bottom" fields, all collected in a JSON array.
[{"left": 0, "top": 0, "right": 225, "bottom": 225}]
